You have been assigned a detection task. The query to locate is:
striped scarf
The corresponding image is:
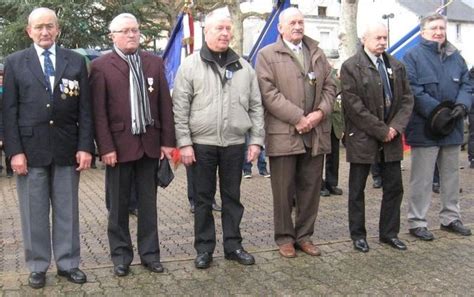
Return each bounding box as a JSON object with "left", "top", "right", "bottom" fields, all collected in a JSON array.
[{"left": 114, "top": 46, "right": 153, "bottom": 135}]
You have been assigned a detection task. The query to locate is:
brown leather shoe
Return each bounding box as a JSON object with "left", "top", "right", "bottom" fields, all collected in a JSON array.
[
  {"left": 298, "top": 241, "right": 321, "bottom": 256},
  {"left": 278, "top": 243, "right": 296, "bottom": 258}
]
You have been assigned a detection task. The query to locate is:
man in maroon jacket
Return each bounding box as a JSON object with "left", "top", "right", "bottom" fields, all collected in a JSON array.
[{"left": 90, "top": 13, "right": 175, "bottom": 276}]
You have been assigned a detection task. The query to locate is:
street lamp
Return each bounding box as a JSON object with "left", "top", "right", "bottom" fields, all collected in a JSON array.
[{"left": 382, "top": 13, "right": 395, "bottom": 48}]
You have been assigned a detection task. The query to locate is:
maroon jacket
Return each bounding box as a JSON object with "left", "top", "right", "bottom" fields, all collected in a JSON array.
[{"left": 90, "top": 50, "right": 175, "bottom": 162}]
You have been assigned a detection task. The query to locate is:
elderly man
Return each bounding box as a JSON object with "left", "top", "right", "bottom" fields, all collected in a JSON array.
[
  {"left": 340, "top": 22, "right": 414, "bottom": 252},
  {"left": 256, "top": 7, "right": 335, "bottom": 258},
  {"left": 90, "top": 13, "right": 175, "bottom": 276},
  {"left": 403, "top": 13, "right": 472, "bottom": 240},
  {"left": 2, "top": 8, "right": 94, "bottom": 288},
  {"left": 173, "top": 12, "right": 264, "bottom": 269}
]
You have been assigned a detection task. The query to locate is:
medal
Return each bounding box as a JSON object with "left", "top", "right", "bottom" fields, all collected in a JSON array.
[
  {"left": 307, "top": 72, "right": 316, "bottom": 85},
  {"left": 61, "top": 93, "right": 67, "bottom": 100},
  {"left": 147, "top": 77, "right": 154, "bottom": 92},
  {"left": 225, "top": 70, "right": 233, "bottom": 80},
  {"left": 64, "top": 87, "right": 69, "bottom": 94}
]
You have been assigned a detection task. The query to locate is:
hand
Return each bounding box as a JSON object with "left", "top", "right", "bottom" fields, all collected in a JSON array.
[
  {"left": 102, "top": 151, "right": 118, "bottom": 167},
  {"left": 160, "top": 146, "right": 174, "bottom": 160},
  {"left": 295, "top": 116, "right": 312, "bottom": 134},
  {"left": 246, "top": 144, "right": 261, "bottom": 163},
  {"left": 306, "top": 110, "right": 324, "bottom": 128},
  {"left": 11, "top": 153, "right": 28, "bottom": 175},
  {"left": 384, "top": 127, "right": 398, "bottom": 142},
  {"left": 76, "top": 151, "right": 92, "bottom": 171},
  {"left": 451, "top": 105, "right": 467, "bottom": 119},
  {"left": 180, "top": 146, "right": 196, "bottom": 166}
]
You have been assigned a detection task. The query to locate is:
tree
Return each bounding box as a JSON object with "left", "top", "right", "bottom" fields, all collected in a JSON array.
[
  {"left": 339, "top": 0, "right": 359, "bottom": 63},
  {"left": 0, "top": 0, "right": 166, "bottom": 57}
]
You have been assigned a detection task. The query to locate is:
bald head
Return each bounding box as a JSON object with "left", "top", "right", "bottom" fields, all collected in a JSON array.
[{"left": 278, "top": 7, "right": 305, "bottom": 44}]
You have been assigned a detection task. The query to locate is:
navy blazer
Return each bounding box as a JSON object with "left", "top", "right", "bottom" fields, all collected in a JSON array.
[{"left": 2, "top": 45, "right": 94, "bottom": 166}]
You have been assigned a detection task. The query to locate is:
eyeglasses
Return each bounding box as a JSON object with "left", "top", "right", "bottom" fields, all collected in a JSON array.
[{"left": 112, "top": 28, "right": 140, "bottom": 35}]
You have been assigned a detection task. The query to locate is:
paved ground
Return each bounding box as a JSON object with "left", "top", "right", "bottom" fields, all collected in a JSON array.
[{"left": 0, "top": 148, "right": 473, "bottom": 295}]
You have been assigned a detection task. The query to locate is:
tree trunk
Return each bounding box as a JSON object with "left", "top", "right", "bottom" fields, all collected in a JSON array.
[
  {"left": 228, "top": 0, "right": 243, "bottom": 55},
  {"left": 340, "top": 0, "right": 359, "bottom": 63}
]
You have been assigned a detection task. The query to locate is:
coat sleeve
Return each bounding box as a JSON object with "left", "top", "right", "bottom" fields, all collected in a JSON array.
[
  {"left": 172, "top": 60, "right": 194, "bottom": 148},
  {"left": 340, "top": 61, "right": 389, "bottom": 142},
  {"left": 402, "top": 52, "right": 440, "bottom": 118},
  {"left": 255, "top": 51, "right": 305, "bottom": 126},
  {"left": 387, "top": 64, "right": 414, "bottom": 134},
  {"left": 2, "top": 56, "right": 23, "bottom": 157},
  {"left": 247, "top": 67, "right": 265, "bottom": 146},
  {"left": 76, "top": 56, "right": 95, "bottom": 153},
  {"left": 156, "top": 59, "right": 176, "bottom": 148},
  {"left": 454, "top": 57, "right": 473, "bottom": 110},
  {"left": 89, "top": 62, "right": 115, "bottom": 156},
  {"left": 316, "top": 55, "right": 336, "bottom": 118}
]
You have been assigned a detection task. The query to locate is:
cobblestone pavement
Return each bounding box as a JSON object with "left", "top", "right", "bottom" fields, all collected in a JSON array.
[{"left": 0, "top": 149, "right": 473, "bottom": 295}]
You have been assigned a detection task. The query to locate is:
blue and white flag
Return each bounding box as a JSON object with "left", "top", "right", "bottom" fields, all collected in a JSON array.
[{"left": 248, "top": 0, "right": 292, "bottom": 66}]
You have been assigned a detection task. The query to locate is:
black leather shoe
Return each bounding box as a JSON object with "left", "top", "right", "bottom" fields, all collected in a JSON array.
[
  {"left": 441, "top": 220, "right": 472, "bottom": 236},
  {"left": 212, "top": 203, "right": 222, "bottom": 212},
  {"left": 372, "top": 178, "right": 382, "bottom": 189},
  {"left": 320, "top": 188, "right": 330, "bottom": 197},
  {"left": 142, "top": 261, "right": 164, "bottom": 273},
  {"left": 28, "top": 272, "right": 46, "bottom": 289},
  {"left": 409, "top": 227, "right": 434, "bottom": 241},
  {"left": 225, "top": 249, "right": 255, "bottom": 265},
  {"left": 380, "top": 237, "right": 407, "bottom": 250},
  {"left": 113, "top": 264, "right": 130, "bottom": 277},
  {"left": 327, "top": 185, "right": 343, "bottom": 195},
  {"left": 195, "top": 252, "right": 212, "bottom": 269},
  {"left": 353, "top": 239, "right": 369, "bottom": 253},
  {"left": 57, "top": 268, "right": 87, "bottom": 284}
]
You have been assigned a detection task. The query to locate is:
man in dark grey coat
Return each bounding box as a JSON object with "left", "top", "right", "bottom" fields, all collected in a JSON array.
[
  {"left": 340, "top": 22, "right": 413, "bottom": 252},
  {"left": 2, "top": 8, "right": 94, "bottom": 288}
]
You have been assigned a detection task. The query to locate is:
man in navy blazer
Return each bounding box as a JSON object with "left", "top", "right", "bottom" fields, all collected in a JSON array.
[
  {"left": 90, "top": 13, "right": 175, "bottom": 277},
  {"left": 2, "top": 8, "right": 94, "bottom": 288}
]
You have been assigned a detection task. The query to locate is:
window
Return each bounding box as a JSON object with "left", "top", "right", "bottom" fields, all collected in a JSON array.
[
  {"left": 318, "top": 6, "right": 327, "bottom": 17},
  {"left": 456, "top": 23, "right": 461, "bottom": 41}
]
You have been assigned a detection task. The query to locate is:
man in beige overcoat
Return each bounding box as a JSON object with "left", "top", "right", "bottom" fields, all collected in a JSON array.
[{"left": 255, "top": 7, "right": 335, "bottom": 258}]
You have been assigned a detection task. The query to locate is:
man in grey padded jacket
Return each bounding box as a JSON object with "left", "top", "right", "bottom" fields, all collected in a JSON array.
[{"left": 172, "top": 12, "right": 264, "bottom": 270}]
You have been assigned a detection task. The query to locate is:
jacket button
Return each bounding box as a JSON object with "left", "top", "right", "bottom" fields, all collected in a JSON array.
[
  {"left": 49, "top": 120, "right": 54, "bottom": 125},
  {"left": 46, "top": 104, "right": 51, "bottom": 108}
]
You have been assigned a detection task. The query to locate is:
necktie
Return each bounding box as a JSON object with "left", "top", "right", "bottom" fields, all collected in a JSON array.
[
  {"left": 43, "top": 50, "right": 55, "bottom": 95},
  {"left": 376, "top": 57, "right": 392, "bottom": 118}
]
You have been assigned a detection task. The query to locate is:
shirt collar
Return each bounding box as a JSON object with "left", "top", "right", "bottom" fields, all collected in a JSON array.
[
  {"left": 283, "top": 38, "right": 303, "bottom": 53},
  {"left": 33, "top": 43, "right": 56, "bottom": 58},
  {"left": 363, "top": 47, "right": 381, "bottom": 67}
]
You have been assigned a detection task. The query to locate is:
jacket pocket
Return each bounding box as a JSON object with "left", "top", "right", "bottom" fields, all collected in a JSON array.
[
  {"left": 267, "top": 120, "right": 290, "bottom": 134},
  {"left": 417, "top": 75, "right": 438, "bottom": 97}
]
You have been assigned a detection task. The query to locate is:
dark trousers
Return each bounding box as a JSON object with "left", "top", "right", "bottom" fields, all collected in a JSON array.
[
  {"left": 348, "top": 161, "right": 403, "bottom": 240},
  {"left": 324, "top": 128, "right": 340, "bottom": 188},
  {"left": 192, "top": 143, "right": 245, "bottom": 254},
  {"left": 468, "top": 110, "right": 474, "bottom": 161},
  {"left": 105, "top": 169, "right": 138, "bottom": 211},
  {"left": 186, "top": 165, "right": 216, "bottom": 205},
  {"left": 269, "top": 151, "right": 323, "bottom": 246},
  {"left": 106, "top": 155, "right": 160, "bottom": 265}
]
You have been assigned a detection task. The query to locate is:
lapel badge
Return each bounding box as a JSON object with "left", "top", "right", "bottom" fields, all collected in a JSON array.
[
  {"left": 225, "top": 70, "right": 233, "bottom": 80},
  {"left": 74, "top": 80, "right": 80, "bottom": 96},
  {"left": 307, "top": 72, "right": 316, "bottom": 86},
  {"left": 387, "top": 68, "right": 393, "bottom": 79},
  {"left": 147, "top": 77, "right": 154, "bottom": 93}
]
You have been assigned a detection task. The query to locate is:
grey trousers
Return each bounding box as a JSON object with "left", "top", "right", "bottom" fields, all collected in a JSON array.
[
  {"left": 17, "top": 166, "right": 81, "bottom": 272},
  {"left": 407, "top": 145, "right": 461, "bottom": 229}
]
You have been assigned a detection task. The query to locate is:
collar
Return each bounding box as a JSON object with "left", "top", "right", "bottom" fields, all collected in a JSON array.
[
  {"left": 283, "top": 39, "right": 303, "bottom": 53},
  {"left": 200, "top": 43, "right": 240, "bottom": 67},
  {"left": 363, "top": 47, "right": 381, "bottom": 67},
  {"left": 34, "top": 43, "right": 56, "bottom": 58}
]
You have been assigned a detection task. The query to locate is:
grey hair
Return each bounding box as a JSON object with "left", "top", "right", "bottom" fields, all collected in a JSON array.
[
  {"left": 279, "top": 7, "right": 303, "bottom": 24},
  {"left": 109, "top": 13, "right": 138, "bottom": 32},
  {"left": 28, "top": 7, "right": 58, "bottom": 26},
  {"left": 204, "top": 11, "right": 232, "bottom": 30},
  {"left": 420, "top": 13, "right": 447, "bottom": 30},
  {"left": 360, "top": 21, "right": 387, "bottom": 39}
]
